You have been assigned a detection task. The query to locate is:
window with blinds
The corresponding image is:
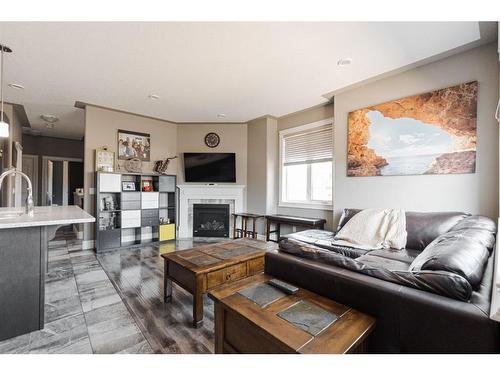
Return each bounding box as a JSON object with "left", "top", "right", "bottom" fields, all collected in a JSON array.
[
  {"left": 283, "top": 125, "right": 333, "bottom": 166},
  {"left": 280, "top": 121, "right": 333, "bottom": 208}
]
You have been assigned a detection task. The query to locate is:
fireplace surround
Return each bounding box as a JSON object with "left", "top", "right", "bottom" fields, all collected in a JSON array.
[{"left": 177, "top": 184, "right": 245, "bottom": 238}]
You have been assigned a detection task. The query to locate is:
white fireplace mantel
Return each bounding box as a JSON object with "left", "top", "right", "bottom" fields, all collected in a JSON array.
[{"left": 177, "top": 184, "right": 246, "bottom": 238}]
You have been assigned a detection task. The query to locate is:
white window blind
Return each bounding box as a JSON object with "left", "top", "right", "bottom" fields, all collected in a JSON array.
[{"left": 283, "top": 125, "right": 333, "bottom": 166}]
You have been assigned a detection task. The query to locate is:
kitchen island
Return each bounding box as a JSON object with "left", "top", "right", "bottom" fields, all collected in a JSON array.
[{"left": 0, "top": 205, "right": 95, "bottom": 341}]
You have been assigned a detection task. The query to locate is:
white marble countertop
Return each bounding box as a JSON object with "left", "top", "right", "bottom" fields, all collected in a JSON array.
[{"left": 0, "top": 205, "right": 95, "bottom": 229}]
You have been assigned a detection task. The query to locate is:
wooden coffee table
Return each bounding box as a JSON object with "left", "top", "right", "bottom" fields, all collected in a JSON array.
[
  {"left": 209, "top": 274, "right": 376, "bottom": 353},
  {"left": 161, "top": 239, "right": 278, "bottom": 327}
]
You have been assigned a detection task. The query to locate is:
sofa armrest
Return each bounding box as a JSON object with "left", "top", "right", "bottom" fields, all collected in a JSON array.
[{"left": 490, "top": 219, "right": 500, "bottom": 322}]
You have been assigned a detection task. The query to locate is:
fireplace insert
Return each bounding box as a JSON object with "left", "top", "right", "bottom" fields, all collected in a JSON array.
[{"left": 193, "top": 204, "right": 230, "bottom": 238}]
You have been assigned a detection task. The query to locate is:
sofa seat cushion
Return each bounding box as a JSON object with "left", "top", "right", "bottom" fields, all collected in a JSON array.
[
  {"left": 365, "top": 248, "right": 420, "bottom": 265},
  {"left": 410, "top": 225, "right": 493, "bottom": 289},
  {"left": 285, "top": 229, "right": 368, "bottom": 258},
  {"left": 286, "top": 229, "right": 334, "bottom": 243},
  {"left": 356, "top": 253, "right": 410, "bottom": 272},
  {"left": 278, "top": 237, "right": 473, "bottom": 301}
]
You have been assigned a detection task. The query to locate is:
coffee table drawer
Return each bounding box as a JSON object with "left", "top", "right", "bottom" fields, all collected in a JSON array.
[
  {"left": 247, "top": 257, "right": 264, "bottom": 275},
  {"left": 207, "top": 263, "right": 247, "bottom": 289}
]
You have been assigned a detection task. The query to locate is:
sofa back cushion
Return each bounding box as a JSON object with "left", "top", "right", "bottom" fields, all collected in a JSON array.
[
  {"left": 409, "top": 216, "right": 496, "bottom": 289},
  {"left": 336, "top": 209, "right": 468, "bottom": 251},
  {"left": 405, "top": 211, "right": 468, "bottom": 251}
]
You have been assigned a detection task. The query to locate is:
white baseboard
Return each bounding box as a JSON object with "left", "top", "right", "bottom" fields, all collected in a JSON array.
[{"left": 82, "top": 240, "right": 95, "bottom": 250}]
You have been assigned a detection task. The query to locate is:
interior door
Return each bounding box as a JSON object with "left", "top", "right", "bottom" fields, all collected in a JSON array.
[
  {"left": 51, "top": 160, "right": 64, "bottom": 206},
  {"left": 46, "top": 160, "right": 53, "bottom": 206}
]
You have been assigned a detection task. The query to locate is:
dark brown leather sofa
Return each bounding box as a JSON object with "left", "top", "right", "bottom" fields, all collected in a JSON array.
[{"left": 264, "top": 209, "right": 500, "bottom": 353}]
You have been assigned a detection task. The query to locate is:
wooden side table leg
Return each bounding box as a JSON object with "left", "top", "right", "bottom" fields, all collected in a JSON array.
[
  {"left": 276, "top": 223, "right": 281, "bottom": 241},
  {"left": 233, "top": 215, "right": 237, "bottom": 239},
  {"left": 252, "top": 217, "right": 257, "bottom": 239},
  {"left": 193, "top": 275, "right": 204, "bottom": 328},
  {"left": 164, "top": 259, "right": 172, "bottom": 303},
  {"left": 243, "top": 217, "right": 247, "bottom": 238},
  {"left": 266, "top": 219, "right": 271, "bottom": 241}
]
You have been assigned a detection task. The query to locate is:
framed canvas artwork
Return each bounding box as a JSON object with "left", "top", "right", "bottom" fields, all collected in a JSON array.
[
  {"left": 347, "top": 81, "right": 478, "bottom": 177},
  {"left": 118, "top": 129, "right": 151, "bottom": 161}
]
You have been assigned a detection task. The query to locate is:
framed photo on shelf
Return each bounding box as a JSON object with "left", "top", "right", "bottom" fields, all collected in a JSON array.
[
  {"left": 95, "top": 147, "right": 115, "bottom": 172},
  {"left": 122, "top": 182, "right": 136, "bottom": 191},
  {"left": 118, "top": 129, "right": 151, "bottom": 161},
  {"left": 141, "top": 177, "right": 153, "bottom": 192}
]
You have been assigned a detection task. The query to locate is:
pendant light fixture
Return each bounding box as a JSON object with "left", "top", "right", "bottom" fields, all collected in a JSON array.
[{"left": 0, "top": 44, "right": 13, "bottom": 138}]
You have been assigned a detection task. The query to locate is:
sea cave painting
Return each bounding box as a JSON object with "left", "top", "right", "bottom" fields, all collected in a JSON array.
[{"left": 347, "top": 81, "right": 478, "bottom": 177}]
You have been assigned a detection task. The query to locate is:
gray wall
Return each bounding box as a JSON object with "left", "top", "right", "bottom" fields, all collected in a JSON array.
[
  {"left": 247, "top": 116, "right": 278, "bottom": 235},
  {"left": 333, "top": 43, "right": 500, "bottom": 222},
  {"left": 22, "top": 134, "right": 84, "bottom": 159},
  {"left": 177, "top": 122, "right": 248, "bottom": 185},
  {"left": 247, "top": 117, "right": 268, "bottom": 217},
  {"left": 1, "top": 104, "right": 23, "bottom": 207}
]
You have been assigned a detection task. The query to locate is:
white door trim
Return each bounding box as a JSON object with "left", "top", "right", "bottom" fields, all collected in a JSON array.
[{"left": 42, "top": 156, "right": 83, "bottom": 206}]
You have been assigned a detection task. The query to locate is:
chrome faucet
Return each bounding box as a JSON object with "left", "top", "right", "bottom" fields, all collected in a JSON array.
[{"left": 0, "top": 167, "right": 35, "bottom": 217}]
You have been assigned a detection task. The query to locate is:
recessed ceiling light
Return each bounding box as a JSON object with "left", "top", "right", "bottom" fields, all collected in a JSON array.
[
  {"left": 148, "top": 94, "right": 160, "bottom": 100},
  {"left": 217, "top": 113, "right": 226, "bottom": 119},
  {"left": 337, "top": 58, "right": 352, "bottom": 66},
  {"left": 40, "top": 114, "right": 58, "bottom": 123},
  {"left": 8, "top": 83, "right": 24, "bottom": 90}
]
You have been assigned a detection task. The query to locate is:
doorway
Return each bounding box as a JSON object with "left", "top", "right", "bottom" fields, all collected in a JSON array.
[{"left": 42, "top": 156, "right": 83, "bottom": 206}]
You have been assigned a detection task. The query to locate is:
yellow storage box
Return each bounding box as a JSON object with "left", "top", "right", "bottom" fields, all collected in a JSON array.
[{"left": 159, "top": 224, "right": 176, "bottom": 241}]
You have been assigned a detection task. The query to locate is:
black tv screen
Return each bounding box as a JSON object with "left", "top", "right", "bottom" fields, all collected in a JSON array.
[{"left": 183, "top": 153, "right": 236, "bottom": 183}]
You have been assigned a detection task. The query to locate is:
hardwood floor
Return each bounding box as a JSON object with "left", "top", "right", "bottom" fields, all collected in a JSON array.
[{"left": 97, "top": 239, "right": 223, "bottom": 354}]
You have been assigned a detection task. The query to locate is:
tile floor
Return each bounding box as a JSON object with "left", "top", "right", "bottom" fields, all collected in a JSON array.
[{"left": 0, "top": 227, "right": 153, "bottom": 354}]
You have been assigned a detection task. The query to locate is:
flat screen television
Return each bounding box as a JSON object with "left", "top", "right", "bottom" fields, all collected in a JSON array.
[{"left": 183, "top": 153, "right": 236, "bottom": 183}]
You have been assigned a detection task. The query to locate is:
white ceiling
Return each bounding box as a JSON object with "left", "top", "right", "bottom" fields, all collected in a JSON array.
[{"left": 0, "top": 22, "right": 496, "bottom": 140}]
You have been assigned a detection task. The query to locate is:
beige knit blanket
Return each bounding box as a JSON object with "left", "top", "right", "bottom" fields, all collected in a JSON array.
[{"left": 333, "top": 208, "right": 407, "bottom": 250}]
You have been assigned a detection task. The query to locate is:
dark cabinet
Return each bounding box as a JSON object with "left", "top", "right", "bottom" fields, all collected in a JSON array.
[
  {"left": 98, "top": 229, "right": 121, "bottom": 250},
  {"left": 142, "top": 209, "right": 160, "bottom": 227}
]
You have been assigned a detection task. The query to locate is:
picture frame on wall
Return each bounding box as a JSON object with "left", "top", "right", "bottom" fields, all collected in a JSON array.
[
  {"left": 118, "top": 129, "right": 151, "bottom": 161},
  {"left": 95, "top": 147, "right": 115, "bottom": 172},
  {"left": 346, "top": 81, "right": 478, "bottom": 177}
]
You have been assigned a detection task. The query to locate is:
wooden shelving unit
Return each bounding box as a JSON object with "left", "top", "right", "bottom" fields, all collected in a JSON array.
[{"left": 95, "top": 171, "right": 177, "bottom": 252}]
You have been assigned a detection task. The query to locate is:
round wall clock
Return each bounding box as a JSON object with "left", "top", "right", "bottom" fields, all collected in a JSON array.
[{"left": 204, "top": 132, "right": 220, "bottom": 148}]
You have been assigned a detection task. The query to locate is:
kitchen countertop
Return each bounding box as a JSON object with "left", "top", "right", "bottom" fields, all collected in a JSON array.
[{"left": 0, "top": 205, "right": 95, "bottom": 229}]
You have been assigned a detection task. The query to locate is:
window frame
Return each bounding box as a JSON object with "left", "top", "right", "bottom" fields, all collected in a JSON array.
[{"left": 279, "top": 118, "right": 334, "bottom": 211}]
